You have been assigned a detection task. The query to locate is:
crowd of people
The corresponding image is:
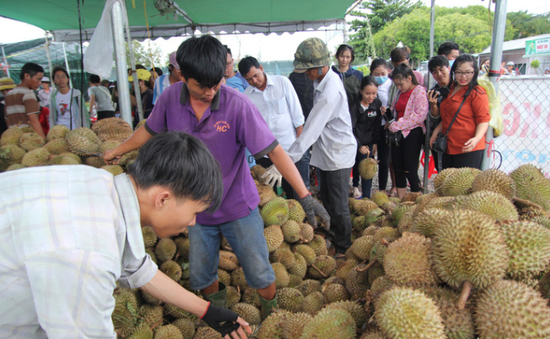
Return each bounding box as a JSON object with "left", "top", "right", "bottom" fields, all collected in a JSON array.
[{"left": 0, "top": 35, "right": 499, "bottom": 338}]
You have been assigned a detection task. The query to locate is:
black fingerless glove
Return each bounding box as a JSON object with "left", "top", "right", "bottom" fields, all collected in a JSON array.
[{"left": 201, "top": 303, "right": 241, "bottom": 337}]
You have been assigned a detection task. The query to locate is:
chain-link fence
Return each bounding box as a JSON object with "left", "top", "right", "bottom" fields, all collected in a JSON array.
[{"left": 493, "top": 76, "right": 550, "bottom": 178}]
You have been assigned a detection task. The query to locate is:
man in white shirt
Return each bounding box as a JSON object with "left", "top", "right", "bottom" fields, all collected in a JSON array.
[
  {"left": 286, "top": 38, "right": 357, "bottom": 256},
  {"left": 238, "top": 56, "right": 308, "bottom": 198},
  {"left": 0, "top": 132, "right": 250, "bottom": 339},
  {"left": 152, "top": 51, "right": 183, "bottom": 105}
]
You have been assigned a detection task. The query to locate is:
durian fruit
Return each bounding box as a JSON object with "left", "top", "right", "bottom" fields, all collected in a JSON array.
[
  {"left": 226, "top": 285, "right": 241, "bottom": 308},
  {"left": 277, "top": 287, "right": 304, "bottom": 312},
  {"left": 360, "top": 330, "right": 386, "bottom": 339},
  {"left": 501, "top": 220, "right": 550, "bottom": 279},
  {"left": 298, "top": 223, "right": 314, "bottom": 243},
  {"left": 112, "top": 288, "right": 138, "bottom": 332},
  {"left": 174, "top": 237, "right": 189, "bottom": 261},
  {"left": 390, "top": 202, "right": 415, "bottom": 226},
  {"left": 369, "top": 276, "right": 393, "bottom": 301},
  {"left": 231, "top": 303, "right": 261, "bottom": 325},
  {"left": 164, "top": 303, "right": 194, "bottom": 320},
  {"left": 119, "top": 150, "right": 139, "bottom": 167},
  {"left": 336, "top": 258, "right": 360, "bottom": 281},
  {"left": 193, "top": 327, "right": 221, "bottom": 339},
  {"left": 439, "top": 167, "right": 481, "bottom": 197},
  {"left": 322, "top": 283, "right": 350, "bottom": 303},
  {"left": 154, "top": 324, "right": 184, "bottom": 339},
  {"left": 351, "top": 235, "right": 374, "bottom": 261},
  {"left": 85, "top": 156, "right": 105, "bottom": 168},
  {"left": 510, "top": 164, "right": 550, "bottom": 212},
  {"left": 142, "top": 290, "right": 162, "bottom": 306},
  {"left": 142, "top": 226, "right": 157, "bottom": 249},
  {"left": 345, "top": 267, "right": 370, "bottom": 300},
  {"left": 251, "top": 164, "right": 267, "bottom": 181},
  {"left": 293, "top": 244, "right": 316, "bottom": 266},
  {"left": 281, "top": 220, "right": 301, "bottom": 243},
  {"left": 18, "top": 133, "right": 45, "bottom": 151},
  {"left": 155, "top": 238, "right": 177, "bottom": 262},
  {"left": 47, "top": 124, "right": 69, "bottom": 141},
  {"left": 539, "top": 269, "right": 550, "bottom": 300},
  {"left": 99, "top": 140, "right": 121, "bottom": 154},
  {"left": 396, "top": 208, "right": 415, "bottom": 234},
  {"left": 257, "top": 183, "right": 277, "bottom": 207},
  {"left": 65, "top": 127, "right": 101, "bottom": 155},
  {"left": 383, "top": 232, "right": 438, "bottom": 287},
  {"left": 261, "top": 197, "right": 289, "bottom": 226},
  {"left": 59, "top": 152, "right": 81, "bottom": 164},
  {"left": 219, "top": 250, "right": 239, "bottom": 271},
  {"left": 231, "top": 267, "right": 248, "bottom": 289},
  {"left": 288, "top": 273, "right": 303, "bottom": 287},
  {"left": 0, "top": 126, "right": 23, "bottom": 146},
  {"left": 323, "top": 300, "right": 367, "bottom": 329},
  {"left": 373, "top": 226, "right": 399, "bottom": 243},
  {"left": 0, "top": 144, "right": 26, "bottom": 170},
  {"left": 241, "top": 288, "right": 260, "bottom": 308},
  {"left": 43, "top": 138, "right": 70, "bottom": 155},
  {"left": 270, "top": 248, "right": 296, "bottom": 270},
  {"left": 307, "top": 235, "right": 328, "bottom": 256},
  {"left": 171, "top": 318, "right": 195, "bottom": 339},
  {"left": 434, "top": 167, "right": 458, "bottom": 192},
  {"left": 21, "top": 147, "right": 50, "bottom": 167},
  {"left": 364, "top": 208, "right": 384, "bottom": 225},
  {"left": 264, "top": 225, "right": 284, "bottom": 252},
  {"left": 287, "top": 199, "right": 306, "bottom": 223},
  {"left": 353, "top": 199, "right": 379, "bottom": 216},
  {"left": 301, "top": 291, "right": 325, "bottom": 315},
  {"left": 375, "top": 287, "right": 446, "bottom": 339},
  {"left": 92, "top": 117, "right": 134, "bottom": 142},
  {"left": 145, "top": 248, "right": 157, "bottom": 264},
  {"left": 410, "top": 208, "right": 451, "bottom": 238},
  {"left": 101, "top": 165, "right": 124, "bottom": 176},
  {"left": 139, "top": 304, "right": 164, "bottom": 329},
  {"left": 51, "top": 155, "right": 80, "bottom": 165},
  {"left": 475, "top": 280, "right": 550, "bottom": 338},
  {"left": 6, "top": 164, "right": 25, "bottom": 171},
  {"left": 359, "top": 158, "right": 378, "bottom": 180},
  {"left": 453, "top": 190, "right": 519, "bottom": 222},
  {"left": 471, "top": 168, "right": 516, "bottom": 200},
  {"left": 308, "top": 255, "right": 336, "bottom": 279},
  {"left": 353, "top": 216, "right": 366, "bottom": 232},
  {"left": 218, "top": 269, "right": 231, "bottom": 287},
  {"left": 401, "top": 192, "right": 420, "bottom": 202},
  {"left": 431, "top": 209, "right": 509, "bottom": 308},
  {"left": 256, "top": 309, "right": 293, "bottom": 339},
  {"left": 128, "top": 322, "right": 153, "bottom": 339},
  {"left": 371, "top": 191, "right": 389, "bottom": 207},
  {"left": 296, "top": 279, "right": 321, "bottom": 297},
  {"left": 160, "top": 260, "right": 182, "bottom": 281},
  {"left": 281, "top": 312, "right": 312, "bottom": 339},
  {"left": 300, "top": 308, "right": 356, "bottom": 339},
  {"left": 135, "top": 119, "right": 147, "bottom": 130},
  {"left": 272, "top": 262, "right": 290, "bottom": 288}
]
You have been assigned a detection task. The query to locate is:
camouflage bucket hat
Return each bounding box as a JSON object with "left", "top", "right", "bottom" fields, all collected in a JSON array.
[{"left": 293, "top": 38, "right": 331, "bottom": 73}]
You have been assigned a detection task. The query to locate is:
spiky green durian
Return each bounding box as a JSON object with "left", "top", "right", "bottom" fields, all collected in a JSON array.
[
  {"left": 439, "top": 167, "right": 481, "bottom": 197},
  {"left": 21, "top": 147, "right": 50, "bottom": 167},
  {"left": 471, "top": 168, "right": 516, "bottom": 200},
  {"left": 261, "top": 197, "right": 289, "bottom": 226},
  {"left": 359, "top": 158, "right": 378, "bottom": 180},
  {"left": 47, "top": 124, "right": 69, "bottom": 141},
  {"left": 510, "top": 164, "right": 550, "bottom": 212},
  {"left": 65, "top": 127, "right": 101, "bottom": 155},
  {"left": 0, "top": 126, "right": 23, "bottom": 146},
  {"left": 300, "top": 308, "right": 356, "bottom": 339},
  {"left": 18, "top": 133, "right": 45, "bottom": 151},
  {"left": 453, "top": 190, "right": 519, "bottom": 222}
]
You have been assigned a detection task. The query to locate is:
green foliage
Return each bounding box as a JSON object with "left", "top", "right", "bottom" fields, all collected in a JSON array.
[
  {"left": 125, "top": 40, "right": 165, "bottom": 69},
  {"left": 507, "top": 11, "right": 550, "bottom": 40},
  {"left": 531, "top": 59, "right": 540, "bottom": 69},
  {"left": 355, "top": 65, "right": 370, "bottom": 76}
]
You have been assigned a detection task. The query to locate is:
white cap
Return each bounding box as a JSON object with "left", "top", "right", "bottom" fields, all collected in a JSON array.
[
  {"left": 506, "top": 61, "right": 515, "bottom": 66},
  {"left": 41, "top": 76, "right": 50, "bottom": 83}
]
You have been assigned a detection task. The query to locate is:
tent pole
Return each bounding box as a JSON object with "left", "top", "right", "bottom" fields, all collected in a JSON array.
[
  {"left": 482, "top": 0, "right": 508, "bottom": 171},
  {"left": 123, "top": 1, "right": 143, "bottom": 122},
  {"left": 44, "top": 34, "right": 53, "bottom": 80},
  {"left": 423, "top": 0, "right": 435, "bottom": 193},
  {"left": 111, "top": 1, "right": 132, "bottom": 126},
  {"left": 1, "top": 47, "right": 9, "bottom": 77},
  {"left": 62, "top": 42, "right": 73, "bottom": 89}
]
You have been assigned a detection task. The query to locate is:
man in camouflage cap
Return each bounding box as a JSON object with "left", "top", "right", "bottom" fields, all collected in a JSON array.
[{"left": 285, "top": 38, "right": 357, "bottom": 256}]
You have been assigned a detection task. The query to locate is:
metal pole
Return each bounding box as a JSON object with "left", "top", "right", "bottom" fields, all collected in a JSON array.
[
  {"left": 481, "top": 0, "right": 508, "bottom": 170},
  {"left": 423, "top": 0, "right": 435, "bottom": 193},
  {"left": 44, "top": 35, "right": 53, "bottom": 79},
  {"left": 1, "top": 47, "right": 9, "bottom": 77},
  {"left": 111, "top": 1, "right": 132, "bottom": 126},
  {"left": 61, "top": 42, "right": 73, "bottom": 89},
  {"left": 122, "top": 1, "right": 143, "bottom": 122}
]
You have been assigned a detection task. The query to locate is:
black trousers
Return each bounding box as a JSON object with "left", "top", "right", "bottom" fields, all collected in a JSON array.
[
  {"left": 256, "top": 157, "right": 295, "bottom": 199},
  {"left": 391, "top": 127, "right": 423, "bottom": 192},
  {"left": 319, "top": 167, "right": 353, "bottom": 253},
  {"left": 97, "top": 110, "right": 115, "bottom": 120},
  {"left": 376, "top": 138, "right": 391, "bottom": 191},
  {"left": 443, "top": 149, "right": 484, "bottom": 170}
]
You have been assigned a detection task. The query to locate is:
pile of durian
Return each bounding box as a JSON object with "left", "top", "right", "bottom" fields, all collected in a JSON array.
[
  {"left": 112, "top": 164, "right": 550, "bottom": 339},
  {"left": 0, "top": 118, "right": 144, "bottom": 174}
]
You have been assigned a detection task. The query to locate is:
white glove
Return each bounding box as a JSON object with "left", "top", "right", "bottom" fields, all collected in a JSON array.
[{"left": 261, "top": 165, "right": 282, "bottom": 188}]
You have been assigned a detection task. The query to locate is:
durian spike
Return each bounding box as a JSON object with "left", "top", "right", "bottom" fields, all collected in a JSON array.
[
  {"left": 356, "top": 259, "right": 377, "bottom": 272},
  {"left": 457, "top": 281, "right": 473, "bottom": 310},
  {"left": 514, "top": 197, "right": 544, "bottom": 210},
  {"left": 310, "top": 264, "right": 328, "bottom": 278}
]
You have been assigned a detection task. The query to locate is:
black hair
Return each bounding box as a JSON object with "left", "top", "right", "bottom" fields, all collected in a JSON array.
[
  {"left": 428, "top": 55, "right": 449, "bottom": 72},
  {"left": 360, "top": 76, "right": 378, "bottom": 90},
  {"left": 336, "top": 44, "right": 355, "bottom": 63},
  {"left": 224, "top": 45, "right": 232, "bottom": 56},
  {"left": 437, "top": 42, "right": 460, "bottom": 57},
  {"left": 52, "top": 67, "right": 70, "bottom": 80},
  {"left": 135, "top": 64, "right": 146, "bottom": 70},
  {"left": 389, "top": 63, "right": 419, "bottom": 85},
  {"left": 390, "top": 47, "right": 411, "bottom": 65},
  {"left": 177, "top": 35, "right": 226, "bottom": 88},
  {"left": 237, "top": 56, "right": 261, "bottom": 76},
  {"left": 20, "top": 63, "right": 44, "bottom": 80},
  {"left": 150, "top": 67, "right": 164, "bottom": 76},
  {"left": 89, "top": 74, "right": 100, "bottom": 84},
  {"left": 127, "top": 131, "right": 223, "bottom": 213},
  {"left": 370, "top": 58, "right": 389, "bottom": 74},
  {"left": 450, "top": 54, "right": 480, "bottom": 98}
]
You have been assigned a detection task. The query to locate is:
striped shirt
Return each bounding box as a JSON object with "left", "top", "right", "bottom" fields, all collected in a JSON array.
[
  {"left": 4, "top": 86, "right": 40, "bottom": 128},
  {"left": 0, "top": 166, "right": 157, "bottom": 338}
]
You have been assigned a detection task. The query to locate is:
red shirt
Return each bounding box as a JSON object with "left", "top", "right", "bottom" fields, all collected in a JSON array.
[{"left": 395, "top": 88, "right": 414, "bottom": 121}]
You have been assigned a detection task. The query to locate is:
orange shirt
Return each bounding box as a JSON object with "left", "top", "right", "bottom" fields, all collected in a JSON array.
[{"left": 440, "top": 84, "right": 490, "bottom": 155}]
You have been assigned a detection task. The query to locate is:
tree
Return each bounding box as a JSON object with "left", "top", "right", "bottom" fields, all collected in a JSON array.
[
  {"left": 125, "top": 40, "right": 165, "bottom": 69},
  {"left": 507, "top": 11, "right": 550, "bottom": 40},
  {"left": 348, "top": 0, "right": 421, "bottom": 60}
]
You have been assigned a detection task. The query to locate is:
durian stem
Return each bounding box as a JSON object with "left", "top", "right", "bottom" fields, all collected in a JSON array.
[
  {"left": 457, "top": 281, "right": 473, "bottom": 310},
  {"left": 513, "top": 197, "right": 544, "bottom": 210},
  {"left": 311, "top": 264, "right": 328, "bottom": 278},
  {"left": 380, "top": 239, "right": 390, "bottom": 247},
  {"left": 356, "top": 259, "right": 377, "bottom": 272}
]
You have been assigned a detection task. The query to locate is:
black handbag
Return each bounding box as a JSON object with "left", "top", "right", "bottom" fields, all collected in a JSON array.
[
  {"left": 386, "top": 130, "right": 404, "bottom": 146},
  {"left": 432, "top": 95, "right": 468, "bottom": 154}
]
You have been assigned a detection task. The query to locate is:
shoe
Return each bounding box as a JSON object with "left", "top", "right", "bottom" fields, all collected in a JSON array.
[{"left": 353, "top": 187, "right": 361, "bottom": 199}]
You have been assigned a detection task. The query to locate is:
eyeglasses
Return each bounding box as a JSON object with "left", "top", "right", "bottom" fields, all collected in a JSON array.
[
  {"left": 454, "top": 71, "right": 474, "bottom": 77},
  {"left": 54, "top": 75, "right": 68, "bottom": 79}
]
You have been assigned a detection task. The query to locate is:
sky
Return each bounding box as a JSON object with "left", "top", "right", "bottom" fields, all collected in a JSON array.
[{"left": 0, "top": 0, "right": 549, "bottom": 63}]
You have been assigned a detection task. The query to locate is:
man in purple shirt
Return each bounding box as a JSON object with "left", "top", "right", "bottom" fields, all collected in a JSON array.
[{"left": 105, "top": 35, "right": 329, "bottom": 319}]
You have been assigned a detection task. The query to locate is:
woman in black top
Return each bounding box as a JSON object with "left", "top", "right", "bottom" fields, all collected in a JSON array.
[{"left": 350, "top": 76, "right": 382, "bottom": 199}]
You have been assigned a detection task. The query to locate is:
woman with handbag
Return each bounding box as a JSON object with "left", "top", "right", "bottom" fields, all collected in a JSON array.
[
  {"left": 387, "top": 64, "right": 429, "bottom": 199},
  {"left": 429, "top": 54, "right": 490, "bottom": 170}
]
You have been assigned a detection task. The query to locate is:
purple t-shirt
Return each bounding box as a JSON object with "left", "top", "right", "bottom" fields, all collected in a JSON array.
[{"left": 145, "top": 83, "right": 278, "bottom": 225}]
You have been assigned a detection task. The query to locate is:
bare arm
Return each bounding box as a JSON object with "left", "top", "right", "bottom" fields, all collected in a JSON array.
[
  {"left": 267, "top": 144, "right": 308, "bottom": 198},
  {"left": 27, "top": 113, "right": 46, "bottom": 138},
  {"left": 89, "top": 94, "right": 96, "bottom": 113},
  {"left": 295, "top": 125, "right": 303, "bottom": 138},
  {"left": 104, "top": 125, "right": 153, "bottom": 162}
]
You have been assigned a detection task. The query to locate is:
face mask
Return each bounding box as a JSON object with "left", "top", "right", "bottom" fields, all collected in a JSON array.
[
  {"left": 375, "top": 76, "right": 388, "bottom": 85},
  {"left": 449, "top": 60, "right": 455, "bottom": 68}
]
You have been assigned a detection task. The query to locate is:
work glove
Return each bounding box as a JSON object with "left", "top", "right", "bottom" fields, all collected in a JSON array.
[
  {"left": 201, "top": 303, "right": 241, "bottom": 337},
  {"left": 298, "top": 193, "right": 331, "bottom": 231},
  {"left": 261, "top": 165, "right": 282, "bottom": 187}
]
